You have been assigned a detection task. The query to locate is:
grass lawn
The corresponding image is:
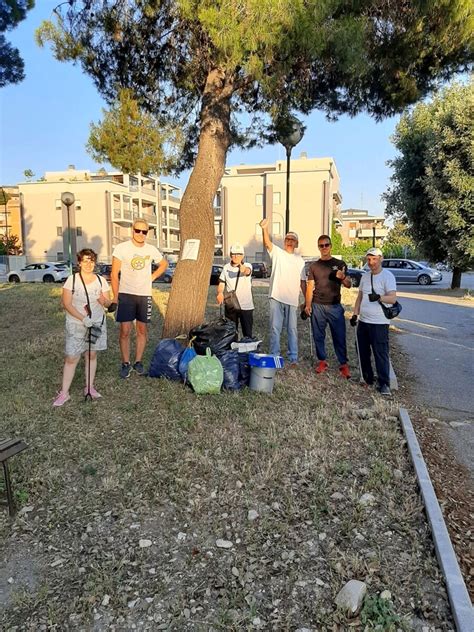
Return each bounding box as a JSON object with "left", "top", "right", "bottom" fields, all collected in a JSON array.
[{"left": 0, "top": 283, "right": 453, "bottom": 630}]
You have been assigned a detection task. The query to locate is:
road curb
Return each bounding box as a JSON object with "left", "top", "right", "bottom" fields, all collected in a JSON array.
[{"left": 398, "top": 407, "right": 473, "bottom": 630}]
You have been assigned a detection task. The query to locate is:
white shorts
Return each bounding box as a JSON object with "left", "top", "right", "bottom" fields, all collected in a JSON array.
[{"left": 65, "top": 320, "right": 107, "bottom": 357}]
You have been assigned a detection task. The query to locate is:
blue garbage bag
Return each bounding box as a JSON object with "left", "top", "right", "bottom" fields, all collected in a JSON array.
[
  {"left": 148, "top": 339, "right": 184, "bottom": 380},
  {"left": 238, "top": 352, "right": 251, "bottom": 388},
  {"left": 178, "top": 346, "right": 197, "bottom": 382},
  {"left": 216, "top": 350, "right": 241, "bottom": 391}
]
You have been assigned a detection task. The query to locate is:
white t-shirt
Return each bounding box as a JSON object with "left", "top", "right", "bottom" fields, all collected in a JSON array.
[
  {"left": 219, "top": 262, "right": 254, "bottom": 310},
  {"left": 359, "top": 269, "right": 397, "bottom": 324},
  {"left": 112, "top": 240, "right": 163, "bottom": 296},
  {"left": 63, "top": 274, "right": 110, "bottom": 324},
  {"left": 268, "top": 245, "right": 306, "bottom": 307}
]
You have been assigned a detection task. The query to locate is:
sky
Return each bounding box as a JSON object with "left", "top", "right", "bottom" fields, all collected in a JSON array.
[{"left": 0, "top": 1, "right": 401, "bottom": 215}]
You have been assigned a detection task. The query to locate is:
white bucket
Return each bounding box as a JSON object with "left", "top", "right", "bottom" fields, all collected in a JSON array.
[{"left": 249, "top": 366, "right": 276, "bottom": 394}]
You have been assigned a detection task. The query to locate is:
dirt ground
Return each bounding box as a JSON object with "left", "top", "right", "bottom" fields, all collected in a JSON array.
[{"left": 389, "top": 339, "right": 473, "bottom": 600}]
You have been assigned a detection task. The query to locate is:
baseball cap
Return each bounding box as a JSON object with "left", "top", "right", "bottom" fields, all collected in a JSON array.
[
  {"left": 230, "top": 243, "right": 245, "bottom": 255},
  {"left": 366, "top": 247, "right": 383, "bottom": 256},
  {"left": 285, "top": 231, "right": 299, "bottom": 241}
]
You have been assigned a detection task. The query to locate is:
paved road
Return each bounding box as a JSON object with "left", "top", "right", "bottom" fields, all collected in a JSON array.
[{"left": 393, "top": 293, "right": 474, "bottom": 475}]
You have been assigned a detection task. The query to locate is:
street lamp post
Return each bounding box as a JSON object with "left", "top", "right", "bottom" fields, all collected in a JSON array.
[
  {"left": 276, "top": 115, "right": 305, "bottom": 235},
  {"left": 61, "top": 192, "right": 75, "bottom": 274}
]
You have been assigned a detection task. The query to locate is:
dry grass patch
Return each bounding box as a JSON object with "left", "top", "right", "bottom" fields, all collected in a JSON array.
[{"left": 0, "top": 284, "right": 454, "bottom": 630}]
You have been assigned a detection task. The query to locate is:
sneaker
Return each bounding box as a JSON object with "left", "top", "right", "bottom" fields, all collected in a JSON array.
[
  {"left": 315, "top": 360, "right": 329, "bottom": 374},
  {"left": 339, "top": 363, "right": 351, "bottom": 379},
  {"left": 53, "top": 391, "right": 70, "bottom": 407},
  {"left": 133, "top": 361, "right": 146, "bottom": 376},
  {"left": 120, "top": 362, "right": 132, "bottom": 379},
  {"left": 378, "top": 384, "right": 392, "bottom": 396},
  {"left": 84, "top": 386, "right": 102, "bottom": 399}
]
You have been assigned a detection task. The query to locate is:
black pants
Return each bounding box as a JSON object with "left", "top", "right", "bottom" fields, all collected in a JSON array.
[
  {"left": 225, "top": 308, "right": 254, "bottom": 338},
  {"left": 356, "top": 320, "right": 390, "bottom": 388}
]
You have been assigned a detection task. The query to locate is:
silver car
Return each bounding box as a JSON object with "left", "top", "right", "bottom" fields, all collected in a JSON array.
[
  {"left": 380, "top": 259, "right": 442, "bottom": 285},
  {"left": 8, "top": 262, "right": 70, "bottom": 283}
]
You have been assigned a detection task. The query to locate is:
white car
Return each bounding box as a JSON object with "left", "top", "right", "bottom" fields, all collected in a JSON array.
[{"left": 8, "top": 262, "right": 70, "bottom": 283}]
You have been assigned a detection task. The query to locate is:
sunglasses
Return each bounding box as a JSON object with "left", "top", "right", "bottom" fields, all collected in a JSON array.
[
  {"left": 134, "top": 228, "right": 149, "bottom": 235},
  {"left": 318, "top": 243, "right": 331, "bottom": 248}
]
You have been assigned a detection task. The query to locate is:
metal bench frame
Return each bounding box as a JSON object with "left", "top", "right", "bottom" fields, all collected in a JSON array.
[{"left": 0, "top": 438, "right": 28, "bottom": 516}]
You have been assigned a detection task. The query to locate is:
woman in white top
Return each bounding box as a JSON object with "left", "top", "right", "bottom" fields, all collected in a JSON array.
[
  {"left": 216, "top": 243, "right": 254, "bottom": 338},
  {"left": 53, "top": 249, "right": 112, "bottom": 407}
]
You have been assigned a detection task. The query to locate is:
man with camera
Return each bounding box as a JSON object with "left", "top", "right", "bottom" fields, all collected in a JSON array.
[
  {"left": 304, "top": 235, "right": 352, "bottom": 377},
  {"left": 351, "top": 247, "right": 397, "bottom": 396},
  {"left": 111, "top": 219, "right": 168, "bottom": 378}
]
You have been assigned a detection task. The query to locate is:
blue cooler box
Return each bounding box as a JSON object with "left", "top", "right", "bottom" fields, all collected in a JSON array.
[{"left": 248, "top": 353, "right": 284, "bottom": 369}]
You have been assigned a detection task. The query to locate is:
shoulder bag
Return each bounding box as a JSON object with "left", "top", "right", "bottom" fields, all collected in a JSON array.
[
  {"left": 371, "top": 274, "right": 402, "bottom": 319},
  {"left": 224, "top": 267, "right": 241, "bottom": 312}
]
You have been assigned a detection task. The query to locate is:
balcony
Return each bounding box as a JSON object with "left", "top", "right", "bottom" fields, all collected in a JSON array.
[
  {"left": 162, "top": 217, "right": 180, "bottom": 229},
  {"left": 140, "top": 211, "right": 158, "bottom": 225},
  {"left": 357, "top": 227, "right": 388, "bottom": 239},
  {"left": 113, "top": 208, "right": 133, "bottom": 223}
]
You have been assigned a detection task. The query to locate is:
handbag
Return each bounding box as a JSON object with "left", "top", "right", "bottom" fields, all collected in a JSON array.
[
  {"left": 223, "top": 267, "right": 241, "bottom": 312},
  {"left": 371, "top": 274, "right": 402, "bottom": 320}
]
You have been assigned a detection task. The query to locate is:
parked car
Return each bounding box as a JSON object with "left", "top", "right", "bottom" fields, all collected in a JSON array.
[
  {"left": 8, "top": 262, "right": 70, "bottom": 284},
  {"left": 155, "top": 262, "right": 176, "bottom": 283},
  {"left": 210, "top": 264, "right": 223, "bottom": 285},
  {"left": 364, "top": 259, "right": 442, "bottom": 285},
  {"left": 251, "top": 262, "right": 269, "bottom": 278},
  {"left": 96, "top": 263, "right": 112, "bottom": 281},
  {"left": 346, "top": 267, "right": 364, "bottom": 287}
]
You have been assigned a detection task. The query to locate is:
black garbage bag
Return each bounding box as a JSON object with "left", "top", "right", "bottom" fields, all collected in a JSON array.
[
  {"left": 189, "top": 317, "right": 238, "bottom": 356},
  {"left": 238, "top": 352, "right": 251, "bottom": 388},
  {"left": 216, "top": 350, "right": 241, "bottom": 391},
  {"left": 148, "top": 339, "right": 184, "bottom": 380}
]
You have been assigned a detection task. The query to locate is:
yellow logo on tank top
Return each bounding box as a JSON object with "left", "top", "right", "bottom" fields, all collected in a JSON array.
[{"left": 131, "top": 254, "right": 150, "bottom": 270}]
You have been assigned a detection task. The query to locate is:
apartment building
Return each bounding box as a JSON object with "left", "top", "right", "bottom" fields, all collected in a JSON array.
[
  {"left": 0, "top": 186, "right": 23, "bottom": 244},
  {"left": 17, "top": 166, "right": 181, "bottom": 262},
  {"left": 215, "top": 154, "right": 342, "bottom": 261},
  {"left": 337, "top": 208, "right": 388, "bottom": 247}
]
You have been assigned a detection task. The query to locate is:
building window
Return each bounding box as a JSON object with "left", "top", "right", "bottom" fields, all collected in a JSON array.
[
  {"left": 273, "top": 192, "right": 281, "bottom": 205},
  {"left": 55, "top": 199, "right": 62, "bottom": 210},
  {"left": 57, "top": 252, "right": 64, "bottom": 260},
  {"left": 255, "top": 194, "right": 263, "bottom": 206},
  {"left": 56, "top": 226, "right": 63, "bottom": 236},
  {"left": 272, "top": 221, "right": 281, "bottom": 236},
  {"left": 76, "top": 226, "right": 83, "bottom": 236}
]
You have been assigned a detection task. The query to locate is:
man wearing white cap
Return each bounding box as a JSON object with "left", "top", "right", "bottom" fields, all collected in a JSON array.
[
  {"left": 217, "top": 243, "right": 254, "bottom": 337},
  {"left": 351, "top": 247, "right": 397, "bottom": 396},
  {"left": 259, "top": 218, "right": 306, "bottom": 366}
]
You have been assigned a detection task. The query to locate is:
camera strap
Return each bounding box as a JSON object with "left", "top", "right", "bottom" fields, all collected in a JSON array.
[{"left": 79, "top": 272, "right": 104, "bottom": 325}]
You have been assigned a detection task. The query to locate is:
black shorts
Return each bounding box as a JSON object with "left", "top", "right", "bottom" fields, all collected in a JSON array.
[{"left": 116, "top": 293, "right": 152, "bottom": 324}]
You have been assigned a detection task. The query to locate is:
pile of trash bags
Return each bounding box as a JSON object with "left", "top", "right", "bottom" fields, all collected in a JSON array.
[{"left": 148, "top": 314, "right": 261, "bottom": 394}]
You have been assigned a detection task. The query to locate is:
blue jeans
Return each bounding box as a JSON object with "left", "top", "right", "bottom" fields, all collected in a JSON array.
[
  {"left": 269, "top": 299, "right": 298, "bottom": 362},
  {"left": 310, "top": 303, "right": 348, "bottom": 365}
]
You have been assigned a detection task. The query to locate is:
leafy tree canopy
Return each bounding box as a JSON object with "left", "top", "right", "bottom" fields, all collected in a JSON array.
[
  {"left": 0, "top": 1, "right": 35, "bottom": 87},
  {"left": 36, "top": 0, "right": 474, "bottom": 333},
  {"left": 382, "top": 221, "right": 419, "bottom": 259},
  {"left": 87, "top": 88, "right": 184, "bottom": 175},
  {"left": 384, "top": 80, "right": 474, "bottom": 286},
  {"left": 0, "top": 234, "right": 23, "bottom": 255},
  {"left": 37, "top": 0, "right": 474, "bottom": 172}
]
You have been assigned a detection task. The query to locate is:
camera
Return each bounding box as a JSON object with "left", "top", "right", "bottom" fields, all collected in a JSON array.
[{"left": 300, "top": 308, "right": 308, "bottom": 321}]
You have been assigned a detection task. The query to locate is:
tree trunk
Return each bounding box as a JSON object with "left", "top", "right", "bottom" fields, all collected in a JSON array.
[
  {"left": 162, "top": 69, "right": 233, "bottom": 338},
  {"left": 451, "top": 266, "right": 462, "bottom": 289}
]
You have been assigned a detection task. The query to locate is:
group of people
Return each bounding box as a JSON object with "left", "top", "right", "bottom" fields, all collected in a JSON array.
[{"left": 53, "top": 217, "right": 397, "bottom": 406}]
